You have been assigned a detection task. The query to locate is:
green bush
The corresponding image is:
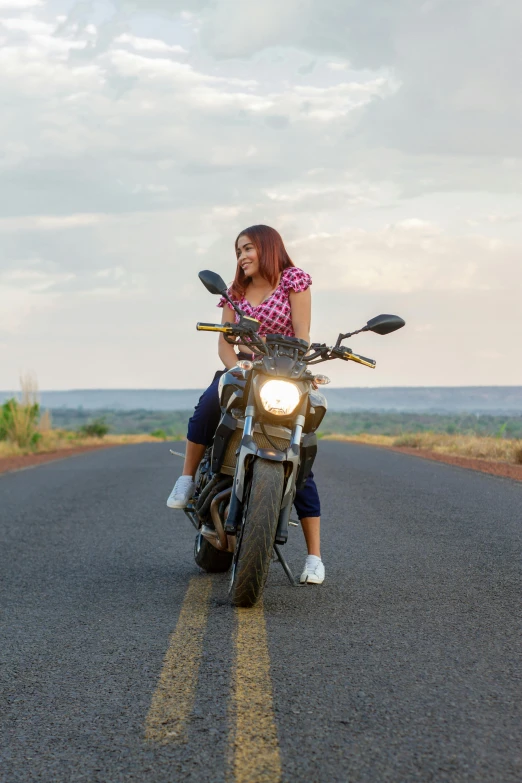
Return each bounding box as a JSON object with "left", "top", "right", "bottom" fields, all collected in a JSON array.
[
  {"left": 0, "top": 398, "right": 40, "bottom": 448},
  {"left": 79, "top": 417, "right": 109, "bottom": 438},
  {"left": 0, "top": 400, "right": 12, "bottom": 441},
  {"left": 496, "top": 422, "right": 507, "bottom": 439},
  {"left": 151, "top": 429, "right": 168, "bottom": 440}
]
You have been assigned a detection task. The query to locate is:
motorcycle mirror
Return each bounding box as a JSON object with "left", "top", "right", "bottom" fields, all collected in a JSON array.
[
  {"left": 364, "top": 314, "right": 405, "bottom": 335},
  {"left": 198, "top": 270, "right": 228, "bottom": 295}
]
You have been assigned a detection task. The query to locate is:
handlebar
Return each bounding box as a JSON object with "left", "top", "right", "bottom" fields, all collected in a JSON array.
[
  {"left": 196, "top": 324, "right": 376, "bottom": 367},
  {"left": 347, "top": 352, "right": 376, "bottom": 369},
  {"left": 330, "top": 346, "right": 376, "bottom": 368}
]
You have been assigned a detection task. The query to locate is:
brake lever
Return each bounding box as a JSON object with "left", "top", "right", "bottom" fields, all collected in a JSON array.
[
  {"left": 238, "top": 315, "right": 261, "bottom": 332},
  {"left": 223, "top": 324, "right": 268, "bottom": 355}
]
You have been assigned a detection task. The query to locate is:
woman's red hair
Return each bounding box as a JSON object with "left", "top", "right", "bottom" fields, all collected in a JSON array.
[{"left": 229, "top": 224, "right": 294, "bottom": 301}]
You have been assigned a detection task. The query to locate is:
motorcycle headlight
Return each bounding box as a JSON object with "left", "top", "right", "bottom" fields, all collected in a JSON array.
[{"left": 260, "top": 380, "right": 300, "bottom": 416}]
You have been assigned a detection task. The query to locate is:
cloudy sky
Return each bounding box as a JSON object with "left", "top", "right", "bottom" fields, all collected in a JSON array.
[{"left": 1, "top": 0, "right": 521, "bottom": 390}]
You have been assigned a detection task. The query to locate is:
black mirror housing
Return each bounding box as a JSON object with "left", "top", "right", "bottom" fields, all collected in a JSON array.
[
  {"left": 198, "top": 270, "right": 228, "bottom": 296},
  {"left": 365, "top": 314, "right": 405, "bottom": 335}
]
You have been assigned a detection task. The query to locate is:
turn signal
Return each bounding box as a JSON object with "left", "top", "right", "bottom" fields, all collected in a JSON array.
[
  {"left": 237, "top": 360, "right": 253, "bottom": 371},
  {"left": 313, "top": 374, "right": 330, "bottom": 385}
]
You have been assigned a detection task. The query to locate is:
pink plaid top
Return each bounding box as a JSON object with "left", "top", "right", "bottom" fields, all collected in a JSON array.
[{"left": 217, "top": 266, "right": 312, "bottom": 337}]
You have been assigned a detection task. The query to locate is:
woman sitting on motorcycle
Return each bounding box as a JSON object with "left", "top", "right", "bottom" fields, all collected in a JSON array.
[{"left": 167, "top": 224, "right": 325, "bottom": 585}]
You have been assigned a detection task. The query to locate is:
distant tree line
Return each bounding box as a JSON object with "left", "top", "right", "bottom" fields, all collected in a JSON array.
[{"left": 48, "top": 408, "right": 522, "bottom": 440}]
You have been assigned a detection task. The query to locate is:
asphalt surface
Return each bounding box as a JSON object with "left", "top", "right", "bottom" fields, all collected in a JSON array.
[{"left": 1, "top": 441, "right": 521, "bottom": 782}]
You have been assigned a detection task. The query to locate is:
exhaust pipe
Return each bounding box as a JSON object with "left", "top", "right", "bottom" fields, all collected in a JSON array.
[{"left": 207, "top": 487, "right": 232, "bottom": 551}]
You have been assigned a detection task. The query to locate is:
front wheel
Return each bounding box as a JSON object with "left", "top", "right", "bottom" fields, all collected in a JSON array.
[
  {"left": 229, "top": 459, "right": 285, "bottom": 607},
  {"left": 194, "top": 532, "right": 233, "bottom": 573}
]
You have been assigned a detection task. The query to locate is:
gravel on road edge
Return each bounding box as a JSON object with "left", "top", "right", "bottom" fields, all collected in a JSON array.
[{"left": 0, "top": 443, "right": 118, "bottom": 475}]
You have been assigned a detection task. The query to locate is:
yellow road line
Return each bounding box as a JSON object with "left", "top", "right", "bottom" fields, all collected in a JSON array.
[
  {"left": 231, "top": 602, "right": 282, "bottom": 783},
  {"left": 144, "top": 575, "right": 212, "bottom": 744}
]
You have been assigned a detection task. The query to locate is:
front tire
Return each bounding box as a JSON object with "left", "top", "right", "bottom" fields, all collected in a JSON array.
[
  {"left": 194, "top": 533, "right": 233, "bottom": 573},
  {"left": 229, "top": 459, "right": 285, "bottom": 607}
]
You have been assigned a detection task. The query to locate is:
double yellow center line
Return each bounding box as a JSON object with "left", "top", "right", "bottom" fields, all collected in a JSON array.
[
  {"left": 145, "top": 576, "right": 282, "bottom": 783},
  {"left": 144, "top": 577, "right": 212, "bottom": 744},
  {"left": 232, "top": 605, "right": 282, "bottom": 783}
]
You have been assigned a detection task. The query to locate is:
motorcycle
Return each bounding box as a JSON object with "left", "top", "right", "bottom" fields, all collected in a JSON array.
[{"left": 181, "top": 269, "right": 405, "bottom": 607}]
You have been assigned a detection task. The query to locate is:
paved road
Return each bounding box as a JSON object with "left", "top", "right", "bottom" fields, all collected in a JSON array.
[{"left": 1, "top": 442, "right": 521, "bottom": 783}]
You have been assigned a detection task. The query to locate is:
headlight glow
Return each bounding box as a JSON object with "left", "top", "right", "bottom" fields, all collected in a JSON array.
[{"left": 260, "top": 380, "right": 300, "bottom": 416}]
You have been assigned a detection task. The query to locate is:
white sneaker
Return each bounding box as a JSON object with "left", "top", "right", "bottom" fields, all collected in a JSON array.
[
  {"left": 300, "top": 556, "right": 325, "bottom": 584},
  {"left": 166, "top": 475, "right": 195, "bottom": 509}
]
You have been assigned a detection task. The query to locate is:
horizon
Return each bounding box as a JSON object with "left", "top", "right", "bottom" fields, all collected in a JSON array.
[
  {"left": 2, "top": 385, "right": 521, "bottom": 417},
  {"left": 2, "top": 384, "right": 522, "bottom": 393}
]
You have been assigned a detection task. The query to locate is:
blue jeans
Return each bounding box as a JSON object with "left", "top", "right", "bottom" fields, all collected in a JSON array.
[{"left": 187, "top": 369, "right": 321, "bottom": 520}]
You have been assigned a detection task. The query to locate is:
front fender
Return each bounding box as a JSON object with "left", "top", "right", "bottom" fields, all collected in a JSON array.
[{"left": 233, "top": 434, "right": 300, "bottom": 504}]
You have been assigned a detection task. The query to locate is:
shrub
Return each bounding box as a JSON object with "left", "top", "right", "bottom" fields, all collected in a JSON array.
[
  {"left": 151, "top": 429, "right": 168, "bottom": 440},
  {"left": 0, "top": 398, "right": 41, "bottom": 448},
  {"left": 79, "top": 417, "right": 109, "bottom": 438},
  {"left": 496, "top": 422, "right": 508, "bottom": 439}
]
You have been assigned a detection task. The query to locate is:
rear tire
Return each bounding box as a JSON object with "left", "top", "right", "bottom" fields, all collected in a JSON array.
[
  {"left": 194, "top": 533, "right": 233, "bottom": 573},
  {"left": 229, "top": 459, "right": 284, "bottom": 607}
]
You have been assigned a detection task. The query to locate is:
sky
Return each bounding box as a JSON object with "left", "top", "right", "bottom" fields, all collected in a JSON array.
[{"left": 1, "top": 0, "right": 521, "bottom": 390}]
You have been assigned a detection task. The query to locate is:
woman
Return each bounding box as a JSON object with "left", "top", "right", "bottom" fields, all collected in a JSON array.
[{"left": 166, "top": 225, "right": 325, "bottom": 585}]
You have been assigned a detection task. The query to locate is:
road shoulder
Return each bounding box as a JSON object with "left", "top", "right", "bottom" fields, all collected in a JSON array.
[
  {"left": 0, "top": 443, "right": 118, "bottom": 475},
  {"left": 324, "top": 437, "right": 522, "bottom": 481}
]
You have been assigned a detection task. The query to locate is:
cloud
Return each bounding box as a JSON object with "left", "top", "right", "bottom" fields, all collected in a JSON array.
[
  {"left": 288, "top": 221, "right": 522, "bottom": 294},
  {"left": 484, "top": 213, "right": 522, "bottom": 225},
  {"left": 0, "top": 269, "right": 64, "bottom": 333},
  {"left": 0, "top": 213, "right": 106, "bottom": 232},
  {"left": 113, "top": 33, "right": 187, "bottom": 54},
  {"left": 0, "top": 6, "right": 398, "bottom": 220},
  {"left": 1, "top": 0, "right": 521, "bottom": 388},
  {"left": 0, "top": 0, "right": 42, "bottom": 7},
  {"left": 200, "top": 0, "right": 521, "bottom": 153},
  {"left": 1, "top": 202, "right": 520, "bottom": 387}
]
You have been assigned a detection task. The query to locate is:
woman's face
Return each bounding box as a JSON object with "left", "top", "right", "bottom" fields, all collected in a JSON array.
[{"left": 236, "top": 234, "right": 259, "bottom": 278}]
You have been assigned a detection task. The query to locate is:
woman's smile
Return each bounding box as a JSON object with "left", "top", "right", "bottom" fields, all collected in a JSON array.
[{"left": 236, "top": 234, "right": 260, "bottom": 278}]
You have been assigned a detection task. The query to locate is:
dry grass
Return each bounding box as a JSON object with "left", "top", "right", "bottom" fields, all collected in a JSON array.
[
  {"left": 0, "top": 430, "right": 176, "bottom": 459},
  {"left": 20, "top": 371, "right": 39, "bottom": 407},
  {"left": 2, "top": 372, "right": 177, "bottom": 460},
  {"left": 323, "top": 431, "right": 522, "bottom": 465},
  {"left": 38, "top": 409, "right": 53, "bottom": 433}
]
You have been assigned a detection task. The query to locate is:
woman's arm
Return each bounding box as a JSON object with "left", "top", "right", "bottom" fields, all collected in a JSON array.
[
  {"left": 218, "top": 304, "right": 240, "bottom": 369},
  {"left": 289, "top": 287, "right": 311, "bottom": 346}
]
